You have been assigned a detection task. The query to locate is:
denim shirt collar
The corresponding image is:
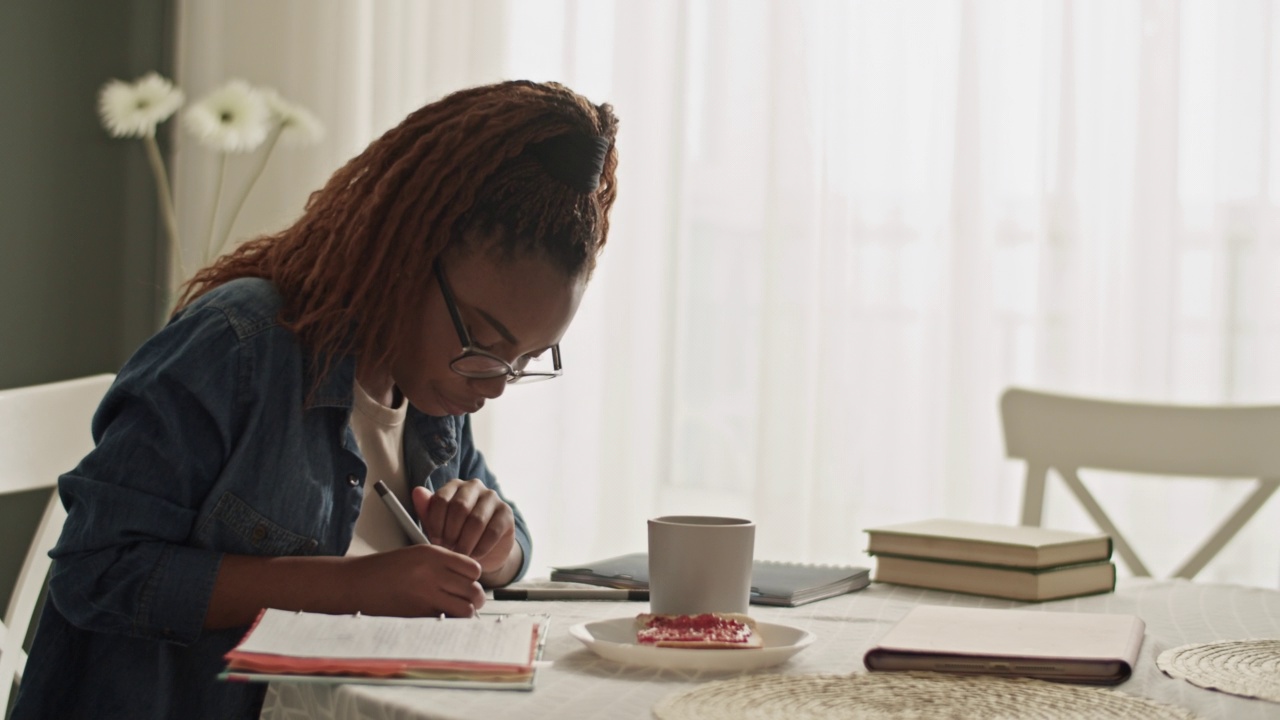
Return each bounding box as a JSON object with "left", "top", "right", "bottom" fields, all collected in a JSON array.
[
  {"left": 307, "top": 351, "right": 461, "bottom": 472},
  {"left": 304, "top": 345, "right": 358, "bottom": 410}
]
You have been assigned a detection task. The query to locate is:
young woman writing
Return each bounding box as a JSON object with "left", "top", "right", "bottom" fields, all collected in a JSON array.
[{"left": 13, "top": 80, "right": 619, "bottom": 720}]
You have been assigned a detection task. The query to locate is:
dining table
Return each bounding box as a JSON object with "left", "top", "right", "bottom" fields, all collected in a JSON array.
[{"left": 258, "top": 578, "right": 1280, "bottom": 720}]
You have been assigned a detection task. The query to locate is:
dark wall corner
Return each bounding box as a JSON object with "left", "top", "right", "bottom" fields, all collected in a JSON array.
[{"left": 0, "top": 0, "right": 176, "bottom": 391}]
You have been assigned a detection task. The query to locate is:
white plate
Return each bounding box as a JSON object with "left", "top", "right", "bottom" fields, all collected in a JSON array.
[{"left": 569, "top": 617, "right": 815, "bottom": 671}]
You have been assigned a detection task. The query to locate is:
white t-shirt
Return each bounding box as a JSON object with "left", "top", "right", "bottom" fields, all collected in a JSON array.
[{"left": 346, "top": 381, "right": 412, "bottom": 556}]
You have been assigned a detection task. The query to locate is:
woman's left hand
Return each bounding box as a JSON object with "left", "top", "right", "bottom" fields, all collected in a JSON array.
[{"left": 412, "top": 480, "right": 517, "bottom": 579}]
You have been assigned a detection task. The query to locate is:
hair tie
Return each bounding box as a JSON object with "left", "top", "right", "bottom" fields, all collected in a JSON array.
[{"left": 526, "top": 133, "right": 610, "bottom": 193}]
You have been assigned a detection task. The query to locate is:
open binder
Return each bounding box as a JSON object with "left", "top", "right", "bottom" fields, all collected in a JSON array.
[{"left": 219, "top": 609, "right": 548, "bottom": 690}]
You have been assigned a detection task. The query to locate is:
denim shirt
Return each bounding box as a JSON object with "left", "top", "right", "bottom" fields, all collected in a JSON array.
[{"left": 12, "top": 278, "right": 531, "bottom": 720}]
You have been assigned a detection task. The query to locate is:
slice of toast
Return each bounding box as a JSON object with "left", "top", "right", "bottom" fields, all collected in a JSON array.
[{"left": 635, "top": 612, "right": 763, "bottom": 649}]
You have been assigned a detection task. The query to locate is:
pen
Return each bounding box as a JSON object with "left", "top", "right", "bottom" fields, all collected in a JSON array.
[
  {"left": 374, "top": 480, "right": 431, "bottom": 546},
  {"left": 492, "top": 588, "right": 650, "bottom": 601}
]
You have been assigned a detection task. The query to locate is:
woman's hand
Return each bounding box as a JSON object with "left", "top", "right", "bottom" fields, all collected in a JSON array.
[
  {"left": 206, "top": 479, "right": 522, "bottom": 628},
  {"left": 341, "top": 544, "right": 486, "bottom": 618},
  {"left": 206, "top": 546, "right": 486, "bottom": 628},
  {"left": 412, "top": 480, "right": 518, "bottom": 581}
]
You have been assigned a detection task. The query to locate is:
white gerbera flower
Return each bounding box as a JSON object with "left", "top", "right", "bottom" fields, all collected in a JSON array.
[
  {"left": 183, "top": 80, "right": 271, "bottom": 153},
  {"left": 97, "top": 73, "right": 184, "bottom": 138},
  {"left": 260, "top": 89, "right": 325, "bottom": 146}
]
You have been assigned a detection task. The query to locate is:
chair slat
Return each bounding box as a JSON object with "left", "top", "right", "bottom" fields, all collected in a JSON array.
[
  {"left": 1001, "top": 387, "right": 1280, "bottom": 581},
  {"left": 0, "top": 374, "right": 113, "bottom": 712}
]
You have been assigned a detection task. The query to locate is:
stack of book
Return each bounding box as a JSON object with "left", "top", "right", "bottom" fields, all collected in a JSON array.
[{"left": 864, "top": 518, "right": 1115, "bottom": 602}]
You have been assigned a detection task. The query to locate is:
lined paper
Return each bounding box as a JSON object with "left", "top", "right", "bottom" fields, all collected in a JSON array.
[{"left": 235, "top": 610, "right": 537, "bottom": 665}]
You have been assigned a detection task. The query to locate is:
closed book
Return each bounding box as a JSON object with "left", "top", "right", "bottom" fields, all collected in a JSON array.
[
  {"left": 550, "top": 552, "right": 870, "bottom": 607},
  {"left": 865, "top": 519, "right": 1112, "bottom": 569},
  {"left": 864, "top": 605, "right": 1145, "bottom": 685},
  {"left": 872, "top": 554, "right": 1116, "bottom": 602}
]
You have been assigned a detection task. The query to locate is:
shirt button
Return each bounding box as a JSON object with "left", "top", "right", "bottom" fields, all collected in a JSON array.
[
  {"left": 251, "top": 523, "right": 268, "bottom": 545},
  {"left": 347, "top": 474, "right": 360, "bottom": 487}
]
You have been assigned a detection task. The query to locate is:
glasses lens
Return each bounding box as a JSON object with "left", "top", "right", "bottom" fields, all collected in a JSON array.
[
  {"left": 450, "top": 354, "right": 510, "bottom": 379},
  {"left": 449, "top": 349, "right": 561, "bottom": 382}
]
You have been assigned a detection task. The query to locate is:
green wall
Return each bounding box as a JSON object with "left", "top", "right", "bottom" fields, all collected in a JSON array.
[
  {"left": 0, "top": 0, "right": 173, "bottom": 615},
  {"left": 1, "top": 0, "right": 174, "bottom": 388}
]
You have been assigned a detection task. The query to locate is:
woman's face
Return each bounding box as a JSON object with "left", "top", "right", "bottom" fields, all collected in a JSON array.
[{"left": 388, "top": 245, "right": 586, "bottom": 417}]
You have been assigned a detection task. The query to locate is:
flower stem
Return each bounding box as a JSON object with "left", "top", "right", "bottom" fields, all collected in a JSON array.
[
  {"left": 204, "top": 153, "right": 228, "bottom": 265},
  {"left": 218, "top": 122, "right": 283, "bottom": 258},
  {"left": 142, "top": 134, "right": 185, "bottom": 282}
]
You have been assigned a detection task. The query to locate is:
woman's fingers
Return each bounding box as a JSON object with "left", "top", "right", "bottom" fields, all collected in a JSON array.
[
  {"left": 461, "top": 497, "right": 515, "bottom": 560},
  {"left": 440, "top": 481, "right": 482, "bottom": 547},
  {"left": 421, "top": 481, "right": 495, "bottom": 548},
  {"left": 421, "top": 546, "right": 487, "bottom": 614},
  {"left": 410, "top": 485, "right": 433, "bottom": 541},
  {"left": 415, "top": 480, "right": 516, "bottom": 574},
  {"left": 346, "top": 544, "right": 486, "bottom": 617},
  {"left": 422, "top": 480, "right": 465, "bottom": 547}
]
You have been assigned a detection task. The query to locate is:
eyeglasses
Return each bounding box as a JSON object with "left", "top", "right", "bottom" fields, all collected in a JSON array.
[{"left": 434, "top": 263, "right": 563, "bottom": 384}]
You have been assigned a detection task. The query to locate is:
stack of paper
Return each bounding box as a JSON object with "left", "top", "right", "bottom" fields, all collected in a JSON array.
[
  {"left": 864, "top": 519, "right": 1115, "bottom": 602},
  {"left": 220, "top": 609, "right": 547, "bottom": 690}
]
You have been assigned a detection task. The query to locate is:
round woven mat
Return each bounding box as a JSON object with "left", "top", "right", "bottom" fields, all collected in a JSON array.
[
  {"left": 652, "top": 673, "right": 1202, "bottom": 720},
  {"left": 1157, "top": 639, "right": 1280, "bottom": 703}
]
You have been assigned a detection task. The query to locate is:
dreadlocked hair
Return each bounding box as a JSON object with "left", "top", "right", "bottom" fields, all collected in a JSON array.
[{"left": 174, "top": 80, "right": 619, "bottom": 390}]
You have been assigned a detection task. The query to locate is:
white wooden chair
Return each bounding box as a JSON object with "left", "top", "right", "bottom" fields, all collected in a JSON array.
[
  {"left": 0, "top": 374, "right": 113, "bottom": 712},
  {"left": 1000, "top": 387, "right": 1280, "bottom": 580}
]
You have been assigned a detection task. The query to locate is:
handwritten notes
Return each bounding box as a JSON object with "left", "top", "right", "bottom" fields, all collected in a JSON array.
[{"left": 234, "top": 610, "right": 538, "bottom": 666}]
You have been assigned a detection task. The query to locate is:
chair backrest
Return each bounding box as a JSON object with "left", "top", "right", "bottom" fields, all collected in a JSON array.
[
  {"left": 1000, "top": 387, "right": 1280, "bottom": 580},
  {"left": 0, "top": 374, "right": 113, "bottom": 712}
]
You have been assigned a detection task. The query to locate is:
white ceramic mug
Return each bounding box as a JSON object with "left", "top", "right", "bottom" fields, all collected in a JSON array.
[{"left": 647, "top": 515, "right": 755, "bottom": 615}]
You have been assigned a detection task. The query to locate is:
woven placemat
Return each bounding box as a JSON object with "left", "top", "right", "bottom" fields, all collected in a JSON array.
[
  {"left": 652, "top": 672, "right": 1202, "bottom": 720},
  {"left": 1157, "top": 639, "right": 1280, "bottom": 703}
]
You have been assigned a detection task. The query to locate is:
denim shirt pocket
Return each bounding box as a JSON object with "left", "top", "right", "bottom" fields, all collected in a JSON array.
[{"left": 195, "top": 491, "right": 321, "bottom": 556}]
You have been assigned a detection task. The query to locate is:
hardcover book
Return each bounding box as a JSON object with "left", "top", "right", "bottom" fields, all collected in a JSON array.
[
  {"left": 864, "top": 519, "right": 1112, "bottom": 569},
  {"left": 864, "top": 605, "right": 1145, "bottom": 685},
  {"left": 550, "top": 552, "right": 870, "bottom": 607},
  {"left": 872, "top": 554, "right": 1116, "bottom": 602}
]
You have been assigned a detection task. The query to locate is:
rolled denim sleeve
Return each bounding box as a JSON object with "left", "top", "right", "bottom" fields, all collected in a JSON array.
[
  {"left": 455, "top": 415, "right": 532, "bottom": 583},
  {"left": 49, "top": 303, "right": 245, "bottom": 645}
]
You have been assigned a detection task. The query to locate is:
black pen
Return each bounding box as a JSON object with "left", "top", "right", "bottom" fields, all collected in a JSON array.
[{"left": 493, "top": 588, "right": 649, "bottom": 601}]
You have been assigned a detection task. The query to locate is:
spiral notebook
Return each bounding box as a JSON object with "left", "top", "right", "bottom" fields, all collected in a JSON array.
[{"left": 550, "top": 552, "right": 870, "bottom": 607}]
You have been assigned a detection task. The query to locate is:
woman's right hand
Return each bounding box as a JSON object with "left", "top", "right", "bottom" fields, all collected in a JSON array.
[
  {"left": 342, "top": 544, "right": 487, "bottom": 618},
  {"left": 206, "top": 547, "right": 485, "bottom": 629}
]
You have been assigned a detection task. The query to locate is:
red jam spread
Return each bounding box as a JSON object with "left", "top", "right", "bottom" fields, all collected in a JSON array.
[{"left": 636, "top": 614, "right": 752, "bottom": 645}]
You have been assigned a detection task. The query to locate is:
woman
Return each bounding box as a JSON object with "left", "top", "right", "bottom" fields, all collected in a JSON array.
[{"left": 13, "top": 80, "right": 619, "bottom": 720}]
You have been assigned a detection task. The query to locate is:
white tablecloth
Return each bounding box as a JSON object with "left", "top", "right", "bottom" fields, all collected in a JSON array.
[{"left": 259, "top": 579, "right": 1280, "bottom": 720}]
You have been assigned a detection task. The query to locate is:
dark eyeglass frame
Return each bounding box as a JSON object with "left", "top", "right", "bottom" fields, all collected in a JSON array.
[{"left": 434, "top": 263, "right": 562, "bottom": 384}]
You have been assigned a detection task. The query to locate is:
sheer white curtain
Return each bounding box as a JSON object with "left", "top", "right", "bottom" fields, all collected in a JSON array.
[{"left": 175, "top": 0, "right": 1280, "bottom": 586}]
